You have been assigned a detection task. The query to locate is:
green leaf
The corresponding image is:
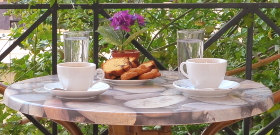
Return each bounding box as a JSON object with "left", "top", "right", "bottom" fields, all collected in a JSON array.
[
  {"left": 123, "top": 28, "right": 147, "bottom": 46},
  {"left": 267, "top": 104, "right": 280, "bottom": 113},
  {"left": 243, "top": 13, "right": 254, "bottom": 27},
  {"left": 50, "top": 0, "right": 56, "bottom": 7},
  {"left": 265, "top": 129, "right": 273, "bottom": 135},
  {"left": 96, "top": 26, "right": 122, "bottom": 46}
]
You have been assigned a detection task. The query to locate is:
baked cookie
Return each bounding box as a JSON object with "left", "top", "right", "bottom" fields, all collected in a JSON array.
[
  {"left": 129, "top": 57, "right": 140, "bottom": 68},
  {"left": 120, "top": 71, "right": 139, "bottom": 80},
  {"left": 101, "top": 57, "right": 131, "bottom": 79},
  {"left": 138, "top": 69, "right": 161, "bottom": 80},
  {"left": 128, "top": 65, "right": 152, "bottom": 75}
]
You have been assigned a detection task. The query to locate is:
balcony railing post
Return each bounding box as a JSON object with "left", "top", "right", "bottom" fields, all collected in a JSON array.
[
  {"left": 243, "top": 6, "right": 254, "bottom": 135},
  {"left": 93, "top": 2, "right": 99, "bottom": 66},
  {"left": 245, "top": 8, "right": 254, "bottom": 80},
  {"left": 52, "top": 0, "right": 58, "bottom": 75}
]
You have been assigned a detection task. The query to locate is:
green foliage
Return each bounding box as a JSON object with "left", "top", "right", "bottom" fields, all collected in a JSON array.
[
  {"left": 8, "top": 52, "right": 53, "bottom": 82},
  {"left": 97, "top": 25, "right": 124, "bottom": 46},
  {"left": 2, "top": 0, "right": 280, "bottom": 134},
  {"left": 97, "top": 25, "right": 147, "bottom": 51},
  {"left": 172, "top": 124, "right": 208, "bottom": 135},
  {"left": 96, "top": 11, "right": 148, "bottom": 52}
]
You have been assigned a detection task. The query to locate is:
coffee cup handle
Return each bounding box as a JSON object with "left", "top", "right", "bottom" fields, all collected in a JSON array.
[
  {"left": 91, "top": 68, "right": 105, "bottom": 86},
  {"left": 180, "top": 62, "right": 189, "bottom": 78}
]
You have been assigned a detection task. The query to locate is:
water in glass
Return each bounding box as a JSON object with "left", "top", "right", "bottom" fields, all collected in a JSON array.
[
  {"left": 63, "top": 31, "right": 90, "bottom": 62},
  {"left": 177, "top": 37, "right": 204, "bottom": 79}
]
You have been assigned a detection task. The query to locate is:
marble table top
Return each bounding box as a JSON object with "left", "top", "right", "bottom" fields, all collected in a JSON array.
[{"left": 3, "top": 71, "right": 274, "bottom": 126}]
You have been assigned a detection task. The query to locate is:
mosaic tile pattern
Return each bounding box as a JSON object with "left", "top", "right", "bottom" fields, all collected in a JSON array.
[{"left": 4, "top": 71, "right": 274, "bottom": 125}]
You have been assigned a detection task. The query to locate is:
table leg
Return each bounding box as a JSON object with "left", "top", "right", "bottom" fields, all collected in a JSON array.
[
  {"left": 202, "top": 119, "right": 241, "bottom": 135},
  {"left": 109, "top": 125, "right": 130, "bottom": 135},
  {"left": 109, "top": 125, "right": 172, "bottom": 135}
]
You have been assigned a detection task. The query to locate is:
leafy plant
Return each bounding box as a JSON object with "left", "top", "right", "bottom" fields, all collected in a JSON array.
[{"left": 96, "top": 10, "right": 147, "bottom": 52}]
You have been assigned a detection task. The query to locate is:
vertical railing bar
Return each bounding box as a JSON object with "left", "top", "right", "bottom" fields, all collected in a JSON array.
[
  {"left": 93, "top": 2, "right": 100, "bottom": 135},
  {"left": 223, "top": 127, "right": 237, "bottom": 135},
  {"left": 204, "top": 9, "right": 248, "bottom": 50},
  {"left": 52, "top": 122, "right": 58, "bottom": 135},
  {"left": 52, "top": 1, "right": 58, "bottom": 75},
  {"left": 242, "top": 7, "right": 254, "bottom": 135},
  {"left": 93, "top": 2, "right": 99, "bottom": 66},
  {"left": 0, "top": 8, "right": 52, "bottom": 62},
  {"left": 93, "top": 124, "right": 99, "bottom": 135},
  {"left": 245, "top": 9, "right": 253, "bottom": 80},
  {"left": 23, "top": 114, "right": 52, "bottom": 135},
  {"left": 243, "top": 118, "right": 250, "bottom": 135},
  {"left": 51, "top": 2, "right": 58, "bottom": 135}
]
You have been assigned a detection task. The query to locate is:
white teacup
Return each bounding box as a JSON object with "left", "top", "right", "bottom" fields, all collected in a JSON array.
[
  {"left": 180, "top": 58, "right": 227, "bottom": 89},
  {"left": 57, "top": 62, "right": 105, "bottom": 91}
]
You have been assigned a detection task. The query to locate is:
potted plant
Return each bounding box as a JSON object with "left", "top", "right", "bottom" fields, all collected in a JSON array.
[{"left": 96, "top": 10, "right": 147, "bottom": 59}]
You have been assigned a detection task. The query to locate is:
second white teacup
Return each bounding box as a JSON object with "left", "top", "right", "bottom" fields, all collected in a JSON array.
[
  {"left": 180, "top": 58, "right": 227, "bottom": 89},
  {"left": 57, "top": 62, "right": 105, "bottom": 91}
]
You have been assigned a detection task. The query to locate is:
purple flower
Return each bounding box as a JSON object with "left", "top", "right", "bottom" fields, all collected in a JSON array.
[
  {"left": 109, "top": 10, "right": 145, "bottom": 32},
  {"left": 109, "top": 10, "right": 137, "bottom": 32},
  {"left": 98, "top": 10, "right": 147, "bottom": 51},
  {"left": 134, "top": 13, "right": 145, "bottom": 26}
]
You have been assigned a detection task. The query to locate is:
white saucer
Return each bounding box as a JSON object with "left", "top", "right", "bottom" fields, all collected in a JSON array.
[
  {"left": 173, "top": 79, "right": 240, "bottom": 97},
  {"left": 104, "top": 79, "right": 152, "bottom": 85},
  {"left": 44, "top": 82, "right": 110, "bottom": 99}
]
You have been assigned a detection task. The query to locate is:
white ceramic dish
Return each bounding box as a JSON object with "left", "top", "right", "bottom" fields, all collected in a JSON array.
[
  {"left": 44, "top": 82, "right": 110, "bottom": 99},
  {"left": 104, "top": 79, "right": 152, "bottom": 85},
  {"left": 173, "top": 79, "right": 240, "bottom": 97}
]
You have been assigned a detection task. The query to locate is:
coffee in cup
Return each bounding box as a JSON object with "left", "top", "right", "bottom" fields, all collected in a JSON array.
[
  {"left": 180, "top": 58, "right": 227, "bottom": 89},
  {"left": 57, "top": 62, "right": 105, "bottom": 91}
]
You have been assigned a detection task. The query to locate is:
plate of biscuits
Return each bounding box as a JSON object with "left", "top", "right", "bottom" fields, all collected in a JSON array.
[
  {"left": 101, "top": 57, "right": 161, "bottom": 85},
  {"left": 104, "top": 79, "right": 151, "bottom": 85}
]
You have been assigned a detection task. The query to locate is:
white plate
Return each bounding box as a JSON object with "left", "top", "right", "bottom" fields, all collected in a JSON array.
[
  {"left": 44, "top": 82, "right": 110, "bottom": 99},
  {"left": 173, "top": 79, "right": 240, "bottom": 97},
  {"left": 104, "top": 79, "right": 151, "bottom": 85}
]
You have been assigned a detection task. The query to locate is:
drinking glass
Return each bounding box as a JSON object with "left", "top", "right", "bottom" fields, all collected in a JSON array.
[
  {"left": 177, "top": 29, "right": 204, "bottom": 79},
  {"left": 63, "top": 31, "right": 90, "bottom": 62}
]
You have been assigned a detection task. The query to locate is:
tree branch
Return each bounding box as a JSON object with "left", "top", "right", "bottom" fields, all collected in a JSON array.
[{"left": 226, "top": 53, "right": 280, "bottom": 76}]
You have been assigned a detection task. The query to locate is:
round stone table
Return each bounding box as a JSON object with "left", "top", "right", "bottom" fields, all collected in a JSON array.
[{"left": 3, "top": 71, "right": 274, "bottom": 135}]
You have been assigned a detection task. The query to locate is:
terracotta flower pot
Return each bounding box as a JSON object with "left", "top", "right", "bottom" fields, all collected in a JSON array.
[{"left": 111, "top": 50, "right": 140, "bottom": 59}]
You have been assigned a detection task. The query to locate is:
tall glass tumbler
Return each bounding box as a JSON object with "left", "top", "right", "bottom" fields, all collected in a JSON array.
[
  {"left": 177, "top": 29, "right": 204, "bottom": 79},
  {"left": 63, "top": 31, "right": 90, "bottom": 62}
]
